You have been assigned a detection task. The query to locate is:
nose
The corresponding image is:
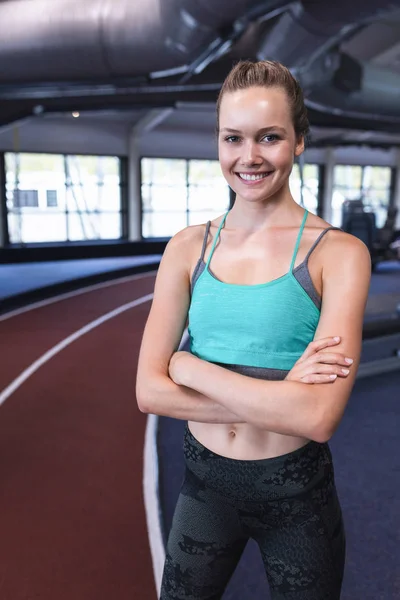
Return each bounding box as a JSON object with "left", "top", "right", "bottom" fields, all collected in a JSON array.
[{"left": 241, "top": 140, "right": 262, "bottom": 166}]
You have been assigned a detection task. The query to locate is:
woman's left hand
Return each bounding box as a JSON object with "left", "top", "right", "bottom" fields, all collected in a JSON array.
[{"left": 169, "top": 351, "right": 196, "bottom": 386}]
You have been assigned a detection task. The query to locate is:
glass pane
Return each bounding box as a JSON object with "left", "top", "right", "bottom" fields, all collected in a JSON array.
[
  {"left": 142, "top": 211, "right": 187, "bottom": 238},
  {"left": 290, "top": 164, "right": 319, "bottom": 214},
  {"left": 332, "top": 166, "right": 364, "bottom": 227},
  {"left": 65, "top": 155, "right": 121, "bottom": 212},
  {"left": 363, "top": 189, "right": 390, "bottom": 228},
  {"left": 188, "top": 184, "right": 229, "bottom": 212},
  {"left": 7, "top": 211, "right": 67, "bottom": 243},
  {"left": 141, "top": 184, "right": 187, "bottom": 211},
  {"left": 362, "top": 166, "right": 391, "bottom": 190},
  {"left": 141, "top": 158, "right": 186, "bottom": 185},
  {"left": 67, "top": 211, "right": 121, "bottom": 241},
  {"left": 331, "top": 190, "right": 346, "bottom": 227},
  {"left": 334, "top": 165, "right": 362, "bottom": 189},
  {"left": 97, "top": 212, "right": 122, "bottom": 239},
  {"left": 188, "top": 160, "right": 224, "bottom": 185},
  {"left": 5, "top": 152, "right": 67, "bottom": 211}
]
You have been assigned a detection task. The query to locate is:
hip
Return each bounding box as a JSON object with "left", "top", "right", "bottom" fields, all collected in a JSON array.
[{"left": 184, "top": 423, "right": 335, "bottom": 503}]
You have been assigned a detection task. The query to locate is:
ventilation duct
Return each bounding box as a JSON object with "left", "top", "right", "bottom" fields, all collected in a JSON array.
[
  {"left": 302, "top": 54, "right": 400, "bottom": 123},
  {"left": 257, "top": 0, "right": 400, "bottom": 121},
  {"left": 0, "top": 0, "right": 285, "bottom": 84},
  {"left": 257, "top": 0, "right": 400, "bottom": 69}
]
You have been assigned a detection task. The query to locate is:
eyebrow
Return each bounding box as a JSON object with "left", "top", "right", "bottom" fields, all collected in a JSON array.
[{"left": 220, "top": 126, "right": 287, "bottom": 134}]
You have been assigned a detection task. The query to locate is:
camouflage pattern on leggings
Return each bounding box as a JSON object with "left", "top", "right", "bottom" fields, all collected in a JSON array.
[{"left": 160, "top": 425, "right": 345, "bottom": 600}]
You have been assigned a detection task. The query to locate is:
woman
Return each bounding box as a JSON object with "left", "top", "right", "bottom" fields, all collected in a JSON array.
[{"left": 136, "top": 60, "right": 371, "bottom": 599}]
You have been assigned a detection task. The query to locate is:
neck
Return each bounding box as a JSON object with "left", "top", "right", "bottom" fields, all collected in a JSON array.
[{"left": 228, "top": 193, "right": 304, "bottom": 231}]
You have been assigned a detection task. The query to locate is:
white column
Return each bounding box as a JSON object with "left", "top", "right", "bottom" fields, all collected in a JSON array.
[
  {"left": 127, "top": 109, "right": 174, "bottom": 241},
  {"left": 394, "top": 148, "right": 400, "bottom": 230},
  {"left": 322, "top": 147, "right": 335, "bottom": 225}
]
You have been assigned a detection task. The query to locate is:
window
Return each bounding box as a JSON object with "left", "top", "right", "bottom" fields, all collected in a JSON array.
[
  {"left": 141, "top": 158, "right": 230, "bottom": 238},
  {"left": 5, "top": 153, "right": 124, "bottom": 243},
  {"left": 11, "top": 189, "right": 39, "bottom": 208},
  {"left": 46, "top": 190, "right": 58, "bottom": 208},
  {"left": 332, "top": 165, "right": 392, "bottom": 228},
  {"left": 290, "top": 163, "right": 320, "bottom": 214}
]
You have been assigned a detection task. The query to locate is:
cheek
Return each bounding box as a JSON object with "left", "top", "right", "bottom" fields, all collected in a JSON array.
[
  {"left": 218, "top": 145, "right": 235, "bottom": 175},
  {"left": 271, "top": 145, "right": 295, "bottom": 170}
]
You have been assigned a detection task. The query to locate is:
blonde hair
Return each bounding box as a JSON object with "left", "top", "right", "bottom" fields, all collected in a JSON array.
[{"left": 216, "top": 60, "right": 310, "bottom": 138}]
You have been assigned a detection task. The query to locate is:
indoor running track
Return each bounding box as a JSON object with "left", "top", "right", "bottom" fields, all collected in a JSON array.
[{"left": 0, "top": 272, "right": 157, "bottom": 600}]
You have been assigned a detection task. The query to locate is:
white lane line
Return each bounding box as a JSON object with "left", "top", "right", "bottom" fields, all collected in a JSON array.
[
  {"left": 144, "top": 413, "right": 164, "bottom": 596},
  {"left": 0, "top": 293, "right": 153, "bottom": 406},
  {"left": 0, "top": 271, "right": 157, "bottom": 322},
  {"left": 143, "top": 328, "right": 190, "bottom": 595}
]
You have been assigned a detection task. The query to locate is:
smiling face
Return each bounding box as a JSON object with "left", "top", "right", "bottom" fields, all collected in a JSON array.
[{"left": 218, "top": 86, "right": 304, "bottom": 205}]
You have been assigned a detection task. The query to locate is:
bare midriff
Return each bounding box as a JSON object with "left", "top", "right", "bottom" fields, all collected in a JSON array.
[{"left": 188, "top": 421, "right": 310, "bottom": 460}]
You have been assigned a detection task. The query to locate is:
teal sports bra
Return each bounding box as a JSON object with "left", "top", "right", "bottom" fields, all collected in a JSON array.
[{"left": 188, "top": 210, "right": 329, "bottom": 372}]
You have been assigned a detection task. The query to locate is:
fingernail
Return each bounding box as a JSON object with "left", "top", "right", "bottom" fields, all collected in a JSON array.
[
  {"left": 345, "top": 358, "right": 353, "bottom": 364},
  {"left": 330, "top": 374, "right": 337, "bottom": 380},
  {"left": 333, "top": 337, "right": 340, "bottom": 342},
  {"left": 342, "top": 368, "right": 350, "bottom": 375}
]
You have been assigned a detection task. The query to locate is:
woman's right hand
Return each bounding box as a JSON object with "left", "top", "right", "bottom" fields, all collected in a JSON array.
[{"left": 285, "top": 337, "right": 354, "bottom": 384}]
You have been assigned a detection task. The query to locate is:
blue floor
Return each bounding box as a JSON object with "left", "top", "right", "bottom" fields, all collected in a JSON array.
[
  {"left": 0, "top": 256, "right": 161, "bottom": 301},
  {"left": 0, "top": 257, "right": 398, "bottom": 317},
  {"left": 369, "top": 261, "right": 400, "bottom": 295},
  {"left": 158, "top": 370, "right": 400, "bottom": 599}
]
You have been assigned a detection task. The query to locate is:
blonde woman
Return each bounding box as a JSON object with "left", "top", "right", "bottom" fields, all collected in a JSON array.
[{"left": 137, "top": 60, "right": 371, "bottom": 599}]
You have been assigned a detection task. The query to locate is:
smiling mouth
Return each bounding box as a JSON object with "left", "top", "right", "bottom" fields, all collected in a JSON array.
[{"left": 236, "top": 172, "right": 273, "bottom": 182}]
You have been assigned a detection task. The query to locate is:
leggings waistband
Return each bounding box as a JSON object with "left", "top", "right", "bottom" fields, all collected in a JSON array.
[{"left": 183, "top": 424, "right": 334, "bottom": 502}]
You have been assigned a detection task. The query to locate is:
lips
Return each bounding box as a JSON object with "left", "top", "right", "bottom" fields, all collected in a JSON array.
[{"left": 236, "top": 171, "right": 273, "bottom": 183}]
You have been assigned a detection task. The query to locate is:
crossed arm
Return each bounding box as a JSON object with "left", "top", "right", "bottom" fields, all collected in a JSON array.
[{"left": 136, "top": 227, "right": 371, "bottom": 443}]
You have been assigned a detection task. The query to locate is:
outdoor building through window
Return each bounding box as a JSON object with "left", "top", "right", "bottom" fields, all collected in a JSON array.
[
  {"left": 332, "top": 165, "right": 392, "bottom": 228},
  {"left": 141, "top": 158, "right": 230, "bottom": 238},
  {"left": 5, "top": 152, "right": 123, "bottom": 243}
]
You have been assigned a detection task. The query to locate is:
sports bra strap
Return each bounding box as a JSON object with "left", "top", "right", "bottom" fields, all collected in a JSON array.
[
  {"left": 200, "top": 221, "right": 212, "bottom": 262},
  {"left": 290, "top": 210, "right": 309, "bottom": 272},
  {"left": 303, "top": 226, "right": 340, "bottom": 264},
  {"left": 205, "top": 211, "right": 229, "bottom": 268}
]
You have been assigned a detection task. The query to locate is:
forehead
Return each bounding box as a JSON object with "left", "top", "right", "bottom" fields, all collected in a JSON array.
[{"left": 219, "top": 86, "right": 291, "bottom": 129}]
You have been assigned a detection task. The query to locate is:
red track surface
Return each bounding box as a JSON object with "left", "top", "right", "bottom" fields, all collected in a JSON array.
[{"left": 0, "top": 273, "right": 157, "bottom": 600}]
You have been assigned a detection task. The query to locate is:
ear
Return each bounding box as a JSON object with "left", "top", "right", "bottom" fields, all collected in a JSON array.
[{"left": 294, "top": 135, "right": 305, "bottom": 157}]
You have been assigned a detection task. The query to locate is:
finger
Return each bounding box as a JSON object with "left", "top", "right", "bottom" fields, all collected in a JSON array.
[
  {"left": 301, "top": 373, "right": 339, "bottom": 384},
  {"left": 305, "top": 352, "right": 353, "bottom": 366},
  {"left": 298, "top": 337, "right": 341, "bottom": 362},
  {"left": 303, "top": 364, "right": 351, "bottom": 377}
]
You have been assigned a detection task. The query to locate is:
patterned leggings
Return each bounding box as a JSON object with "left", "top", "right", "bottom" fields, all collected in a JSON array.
[{"left": 160, "top": 425, "right": 346, "bottom": 600}]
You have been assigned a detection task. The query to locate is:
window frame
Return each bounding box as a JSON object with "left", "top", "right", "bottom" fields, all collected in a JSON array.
[{"left": 3, "top": 151, "right": 127, "bottom": 245}]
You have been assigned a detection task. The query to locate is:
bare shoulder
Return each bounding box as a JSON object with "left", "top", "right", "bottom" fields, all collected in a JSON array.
[
  {"left": 319, "top": 230, "right": 371, "bottom": 297},
  {"left": 323, "top": 229, "right": 371, "bottom": 267},
  {"left": 306, "top": 213, "right": 371, "bottom": 265},
  {"left": 163, "top": 223, "right": 206, "bottom": 266},
  {"left": 168, "top": 220, "right": 214, "bottom": 251},
  {"left": 164, "top": 216, "right": 224, "bottom": 272}
]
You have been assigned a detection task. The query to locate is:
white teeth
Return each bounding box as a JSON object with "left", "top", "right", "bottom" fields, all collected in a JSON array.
[{"left": 239, "top": 173, "right": 269, "bottom": 181}]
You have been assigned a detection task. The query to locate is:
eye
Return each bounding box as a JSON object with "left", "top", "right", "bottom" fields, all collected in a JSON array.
[
  {"left": 224, "top": 135, "right": 241, "bottom": 143},
  {"left": 261, "top": 134, "right": 279, "bottom": 143}
]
